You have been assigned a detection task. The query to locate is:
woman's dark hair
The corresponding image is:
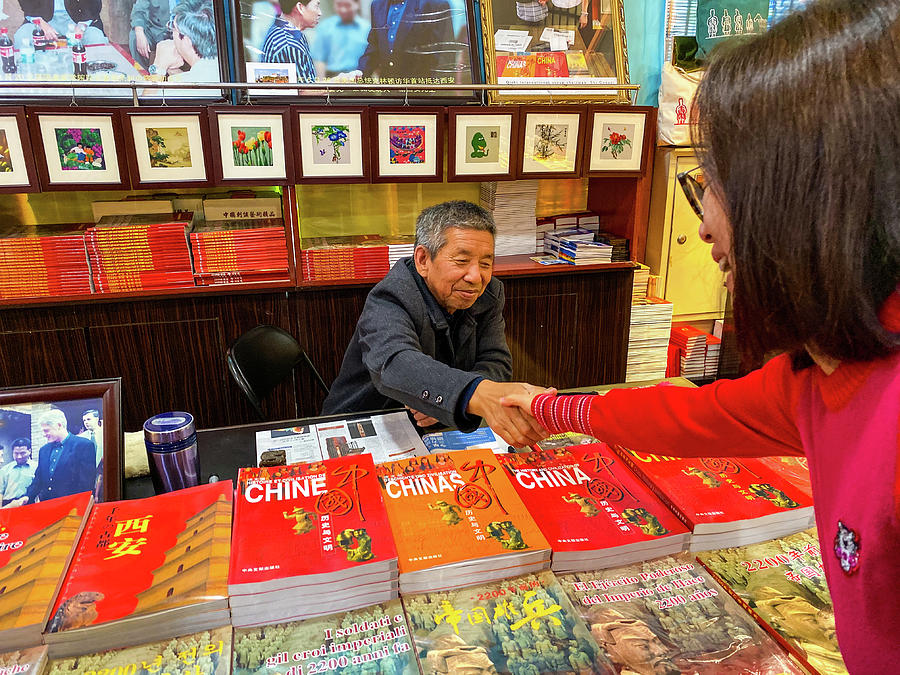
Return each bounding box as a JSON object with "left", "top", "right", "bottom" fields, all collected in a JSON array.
[{"left": 693, "top": 0, "right": 900, "bottom": 365}]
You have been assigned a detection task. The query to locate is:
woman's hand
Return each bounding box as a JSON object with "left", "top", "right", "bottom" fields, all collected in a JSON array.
[{"left": 500, "top": 388, "right": 557, "bottom": 415}]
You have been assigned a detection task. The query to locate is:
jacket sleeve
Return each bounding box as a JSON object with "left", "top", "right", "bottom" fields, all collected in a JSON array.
[
  {"left": 356, "top": 1, "right": 380, "bottom": 74},
  {"left": 131, "top": 0, "right": 150, "bottom": 29},
  {"left": 358, "top": 288, "right": 483, "bottom": 429},
  {"left": 471, "top": 281, "right": 512, "bottom": 382},
  {"left": 532, "top": 353, "right": 805, "bottom": 458}
]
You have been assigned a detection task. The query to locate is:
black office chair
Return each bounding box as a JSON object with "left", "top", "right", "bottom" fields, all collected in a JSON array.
[{"left": 226, "top": 325, "right": 329, "bottom": 419}]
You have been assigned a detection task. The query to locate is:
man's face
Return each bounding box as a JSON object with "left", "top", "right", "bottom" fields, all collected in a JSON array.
[
  {"left": 83, "top": 414, "right": 99, "bottom": 431},
  {"left": 414, "top": 228, "right": 494, "bottom": 313},
  {"left": 172, "top": 20, "right": 192, "bottom": 61},
  {"left": 599, "top": 622, "right": 678, "bottom": 675},
  {"left": 12, "top": 447, "right": 29, "bottom": 465},
  {"left": 41, "top": 423, "right": 67, "bottom": 444},
  {"left": 335, "top": 0, "right": 357, "bottom": 22}
]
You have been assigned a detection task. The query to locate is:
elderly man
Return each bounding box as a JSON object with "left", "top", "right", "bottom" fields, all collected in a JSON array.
[
  {"left": 11, "top": 409, "right": 95, "bottom": 505},
  {"left": 150, "top": 0, "right": 220, "bottom": 82},
  {"left": 322, "top": 200, "right": 548, "bottom": 447},
  {"left": 0, "top": 439, "right": 36, "bottom": 507}
]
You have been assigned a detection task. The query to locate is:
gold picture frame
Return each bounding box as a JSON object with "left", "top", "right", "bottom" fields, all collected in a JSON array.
[{"left": 481, "top": 0, "right": 630, "bottom": 104}]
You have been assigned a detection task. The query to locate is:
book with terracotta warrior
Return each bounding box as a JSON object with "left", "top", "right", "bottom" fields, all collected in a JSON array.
[
  {"left": 43, "top": 482, "right": 232, "bottom": 658},
  {"left": 0, "top": 646, "right": 49, "bottom": 675}
]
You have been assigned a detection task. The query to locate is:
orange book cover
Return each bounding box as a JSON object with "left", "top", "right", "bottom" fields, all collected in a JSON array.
[
  {"left": 495, "top": 54, "right": 536, "bottom": 78},
  {"left": 377, "top": 449, "right": 550, "bottom": 574},
  {"left": 46, "top": 482, "right": 231, "bottom": 634}
]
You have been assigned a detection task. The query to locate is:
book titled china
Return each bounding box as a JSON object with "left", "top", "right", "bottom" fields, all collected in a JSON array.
[
  {"left": 43, "top": 482, "right": 232, "bottom": 657},
  {"left": 612, "top": 447, "right": 814, "bottom": 550},
  {"left": 696, "top": 528, "right": 847, "bottom": 674},
  {"left": 46, "top": 626, "right": 231, "bottom": 675},
  {"left": 403, "top": 570, "right": 616, "bottom": 674},
  {"left": 377, "top": 449, "right": 551, "bottom": 593},
  {"left": 558, "top": 553, "right": 806, "bottom": 674},
  {"left": 499, "top": 444, "right": 689, "bottom": 571},
  {"left": 233, "top": 599, "right": 417, "bottom": 675},
  {"left": 0, "top": 492, "right": 92, "bottom": 651}
]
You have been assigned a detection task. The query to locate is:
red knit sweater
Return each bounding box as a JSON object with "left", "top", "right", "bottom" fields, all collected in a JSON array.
[{"left": 531, "top": 296, "right": 900, "bottom": 673}]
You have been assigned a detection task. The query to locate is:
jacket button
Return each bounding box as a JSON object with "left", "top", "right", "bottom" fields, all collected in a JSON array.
[
  {"left": 435, "top": 395, "right": 443, "bottom": 404},
  {"left": 421, "top": 390, "right": 429, "bottom": 399}
]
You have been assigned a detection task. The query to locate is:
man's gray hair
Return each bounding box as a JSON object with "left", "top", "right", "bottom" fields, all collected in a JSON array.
[
  {"left": 415, "top": 201, "right": 496, "bottom": 258},
  {"left": 38, "top": 408, "right": 69, "bottom": 430}
]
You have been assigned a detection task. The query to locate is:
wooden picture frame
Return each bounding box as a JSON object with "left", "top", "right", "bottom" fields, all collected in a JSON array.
[
  {"left": 448, "top": 106, "right": 519, "bottom": 182},
  {"left": 518, "top": 105, "right": 586, "bottom": 178},
  {"left": 121, "top": 107, "right": 213, "bottom": 189},
  {"left": 371, "top": 107, "right": 444, "bottom": 183},
  {"left": 0, "top": 106, "right": 38, "bottom": 193},
  {"left": 480, "top": 0, "right": 631, "bottom": 104},
  {"left": 293, "top": 106, "right": 370, "bottom": 184},
  {"left": 0, "top": 378, "right": 123, "bottom": 502},
  {"left": 29, "top": 107, "right": 130, "bottom": 191},
  {"left": 210, "top": 106, "right": 293, "bottom": 186},
  {"left": 584, "top": 105, "right": 651, "bottom": 176}
]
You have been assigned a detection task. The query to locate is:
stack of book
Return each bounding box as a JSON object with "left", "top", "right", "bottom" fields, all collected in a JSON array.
[
  {"left": 596, "top": 231, "right": 630, "bottom": 262},
  {"left": 705, "top": 333, "right": 722, "bottom": 377},
  {"left": 671, "top": 325, "right": 709, "bottom": 379},
  {"left": 86, "top": 213, "right": 195, "bottom": 293},
  {"left": 480, "top": 181, "right": 539, "bottom": 256},
  {"left": 386, "top": 234, "right": 415, "bottom": 269},
  {"left": 632, "top": 262, "right": 651, "bottom": 301},
  {"left": 229, "top": 455, "right": 399, "bottom": 627},
  {"left": 299, "top": 235, "right": 389, "bottom": 282},
  {"left": 613, "top": 446, "right": 815, "bottom": 551},
  {"left": 378, "top": 448, "right": 551, "bottom": 594},
  {"left": 189, "top": 219, "right": 290, "bottom": 286},
  {"left": 0, "top": 224, "right": 92, "bottom": 299},
  {"left": 546, "top": 229, "right": 613, "bottom": 265},
  {"left": 499, "top": 444, "right": 690, "bottom": 572},
  {"left": 625, "top": 296, "right": 674, "bottom": 382},
  {"left": 43, "top": 483, "right": 232, "bottom": 657}
]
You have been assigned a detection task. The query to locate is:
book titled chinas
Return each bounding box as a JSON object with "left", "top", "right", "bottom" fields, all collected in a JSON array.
[
  {"left": 499, "top": 445, "right": 689, "bottom": 572},
  {"left": 0, "top": 492, "right": 92, "bottom": 651},
  {"left": 233, "top": 599, "right": 417, "bottom": 675},
  {"left": 696, "top": 528, "right": 847, "bottom": 674},
  {"left": 43, "top": 482, "right": 232, "bottom": 658},
  {"left": 558, "top": 553, "right": 807, "bottom": 674},
  {"left": 46, "top": 626, "right": 231, "bottom": 675},
  {"left": 403, "top": 570, "right": 616, "bottom": 674}
]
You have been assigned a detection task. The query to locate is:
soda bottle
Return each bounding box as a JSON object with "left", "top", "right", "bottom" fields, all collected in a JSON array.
[
  {"left": 0, "top": 28, "right": 16, "bottom": 75},
  {"left": 72, "top": 31, "right": 86, "bottom": 80},
  {"left": 31, "top": 19, "right": 45, "bottom": 51}
]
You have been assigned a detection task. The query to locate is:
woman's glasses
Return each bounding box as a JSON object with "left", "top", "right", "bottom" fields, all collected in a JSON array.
[{"left": 676, "top": 166, "right": 705, "bottom": 219}]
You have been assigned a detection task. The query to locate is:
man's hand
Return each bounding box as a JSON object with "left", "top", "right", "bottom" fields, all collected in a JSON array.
[
  {"left": 152, "top": 39, "right": 184, "bottom": 75},
  {"left": 135, "top": 26, "right": 151, "bottom": 59},
  {"left": 38, "top": 19, "right": 59, "bottom": 42},
  {"left": 499, "top": 388, "right": 556, "bottom": 417},
  {"left": 406, "top": 406, "right": 439, "bottom": 428},
  {"left": 467, "top": 381, "right": 553, "bottom": 448}
]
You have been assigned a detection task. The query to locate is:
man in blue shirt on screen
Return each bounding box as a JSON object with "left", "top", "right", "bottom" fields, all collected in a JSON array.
[{"left": 311, "top": 0, "right": 369, "bottom": 78}]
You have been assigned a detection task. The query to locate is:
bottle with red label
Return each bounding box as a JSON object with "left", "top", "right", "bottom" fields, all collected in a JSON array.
[
  {"left": 31, "top": 19, "right": 46, "bottom": 52},
  {"left": 0, "top": 28, "right": 16, "bottom": 74},
  {"left": 72, "top": 31, "right": 86, "bottom": 79}
]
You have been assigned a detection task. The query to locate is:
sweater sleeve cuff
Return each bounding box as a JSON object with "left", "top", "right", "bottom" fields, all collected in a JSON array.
[
  {"left": 533, "top": 393, "right": 596, "bottom": 435},
  {"left": 454, "top": 376, "right": 484, "bottom": 433}
]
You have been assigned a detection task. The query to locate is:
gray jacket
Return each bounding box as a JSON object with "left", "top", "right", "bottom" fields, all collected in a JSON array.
[{"left": 321, "top": 258, "right": 512, "bottom": 431}]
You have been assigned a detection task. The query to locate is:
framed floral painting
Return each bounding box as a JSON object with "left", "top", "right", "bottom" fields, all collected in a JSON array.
[
  {"left": 122, "top": 108, "right": 212, "bottom": 188},
  {"left": 518, "top": 106, "right": 586, "bottom": 178},
  {"left": 371, "top": 108, "right": 444, "bottom": 183},
  {"left": 585, "top": 107, "right": 650, "bottom": 175},
  {"left": 211, "top": 107, "right": 292, "bottom": 185},
  {"left": 294, "top": 107, "right": 369, "bottom": 183},
  {"left": 448, "top": 107, "right": 519, "bottom": 182},
  {"left": 0, "top": 107, "right": 38, "bottom": 193},
  {"left": 29, "top": 108, "right": 129, "bottom": 190}
]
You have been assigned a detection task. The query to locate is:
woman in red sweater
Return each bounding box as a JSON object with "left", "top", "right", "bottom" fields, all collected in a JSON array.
[{"left": 503, "top": 1, "right": 900, "bottom": 671}]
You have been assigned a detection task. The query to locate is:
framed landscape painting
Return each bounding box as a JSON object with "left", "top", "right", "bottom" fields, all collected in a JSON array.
[
  {"left": 30, "top": 108, "right": 129, "bottom": 190},
  {"left": 211, "top": 107, "right": 292, "bottom": 185},
  {"left": 448, "top": 106, "right": 518, "bottom": 182},
  {"left": 294, "top": 107, "right": 369, "bottom": 183},
  {"left": 122, "top": 108, "right": 212, "bottom": 188},
  {"left": 371, "top": 108, "right": 443, "bottom": 183}
]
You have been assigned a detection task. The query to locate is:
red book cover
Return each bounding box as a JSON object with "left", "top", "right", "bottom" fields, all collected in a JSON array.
[
  {"left": 612, "top": 447, "right": 813, "bottom": 535},
  {"left": 46, "top": 482, "right": 232, "bottom": 633},
  {"left": 229, "top": 455, "right": 397, "bottom": 592},
  {"left": 531, "top": 52, "right": 569, "bottom": 78},
  {"left": 499, "top": 444, "right": 689, "bottom": 553}
]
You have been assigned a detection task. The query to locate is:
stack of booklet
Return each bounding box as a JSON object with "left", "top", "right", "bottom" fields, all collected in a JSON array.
[
  {"left": 378, "top": 448, "right": 551, "bottom": 593},
  {"left": 229, "top": 455, "right": 399, "bottom": 627},
  {"left": 43, "top": 483, "right": 233, "bottom": 657},
  {"left": 386, "top": 234, "right": 414, "bottom": 269},
  {"left": 189, "top": 219, "right": 290, "bottom": 286},
  {"left": 545, "top": 228, "right": 613, "bottom": 265},
  {"left": 671, "top": 324, "right": 709, "bottom": 378},
  {"left": 480, "top": 181, "right": 539, "bottom": 256},
  {"left": 626, "top": 296, "right": 674, "bottom": 382},
  {"left": 499, "top": 444, "right": 690, "bottom": 572},
  {"left": 0, "top": 224, "right": 93, "bottom": 299}
]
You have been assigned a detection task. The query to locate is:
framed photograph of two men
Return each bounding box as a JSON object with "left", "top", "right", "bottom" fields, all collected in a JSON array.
[
  {"left": 233, "top": 0, "right": 481, "bottom": 101},
  {"left": 0, "top": 1, "right": 228, "bottom": 101}
]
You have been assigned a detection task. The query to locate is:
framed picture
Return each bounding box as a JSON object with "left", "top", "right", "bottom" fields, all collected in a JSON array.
[
  {"left": 519, "top": 106, "right": 586, "bottom": 178},
  {"left": 210, "top": 107, "right": 292, "bottom": 185},
  {"left": 448, "top": 106, "right": 519, "bottom": 181},
  {"left": 585, "top": 106, "right": 650, "bottom": 175},
  {"left": 122, "top": 108, "right": 212, "bottom": 188},
  {"left": 0, "top": 106, "right": 38, "bottom": 193},
  {"left": 0, "top": 378, "right": 122, "bottom": 503},
  {"left": 0, "top": 0, "right": 229, "bottom": 101},
  {"left": 232, "top": 0, "right": 481, "bottom": 101},
  {"left": 294, "top": 106, "right": 369, "bottom": 183},
  {"left": 371, "top": 107, "right": 443, "bottom": 182},
  {"left": 29, "top": 107, "right": 129, "bottom": 190},
  {"left": 481, "top": 0, "right": 630, "bottom": 103}
]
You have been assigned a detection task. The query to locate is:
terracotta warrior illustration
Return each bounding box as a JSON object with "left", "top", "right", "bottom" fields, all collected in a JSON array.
[
  {"left": 486, "top": 520, "right": 529, "bottom": 550},
  {"left": 748, "top": 483, "right": 800, "bottom": 508},
  {"left": 562, "top": 491, "right": 601, "bottom": 517},
  {"left": 47, "top": 591, "right": 105, "bottom": 632},
  {"left": 622, "top": 507, "right": 670, "bottom": 536},
  {"left": 336, "top": 527, "right": 375, "bottom": 561},
  {"left": 429, "top": 499, "right": 463, "bottom": 525},
  {"left": 283, "top": 506, "right": 317, "bottom": 534},
  {"left": 682, "top": 466, "right": 723, "bottom": 488}
]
